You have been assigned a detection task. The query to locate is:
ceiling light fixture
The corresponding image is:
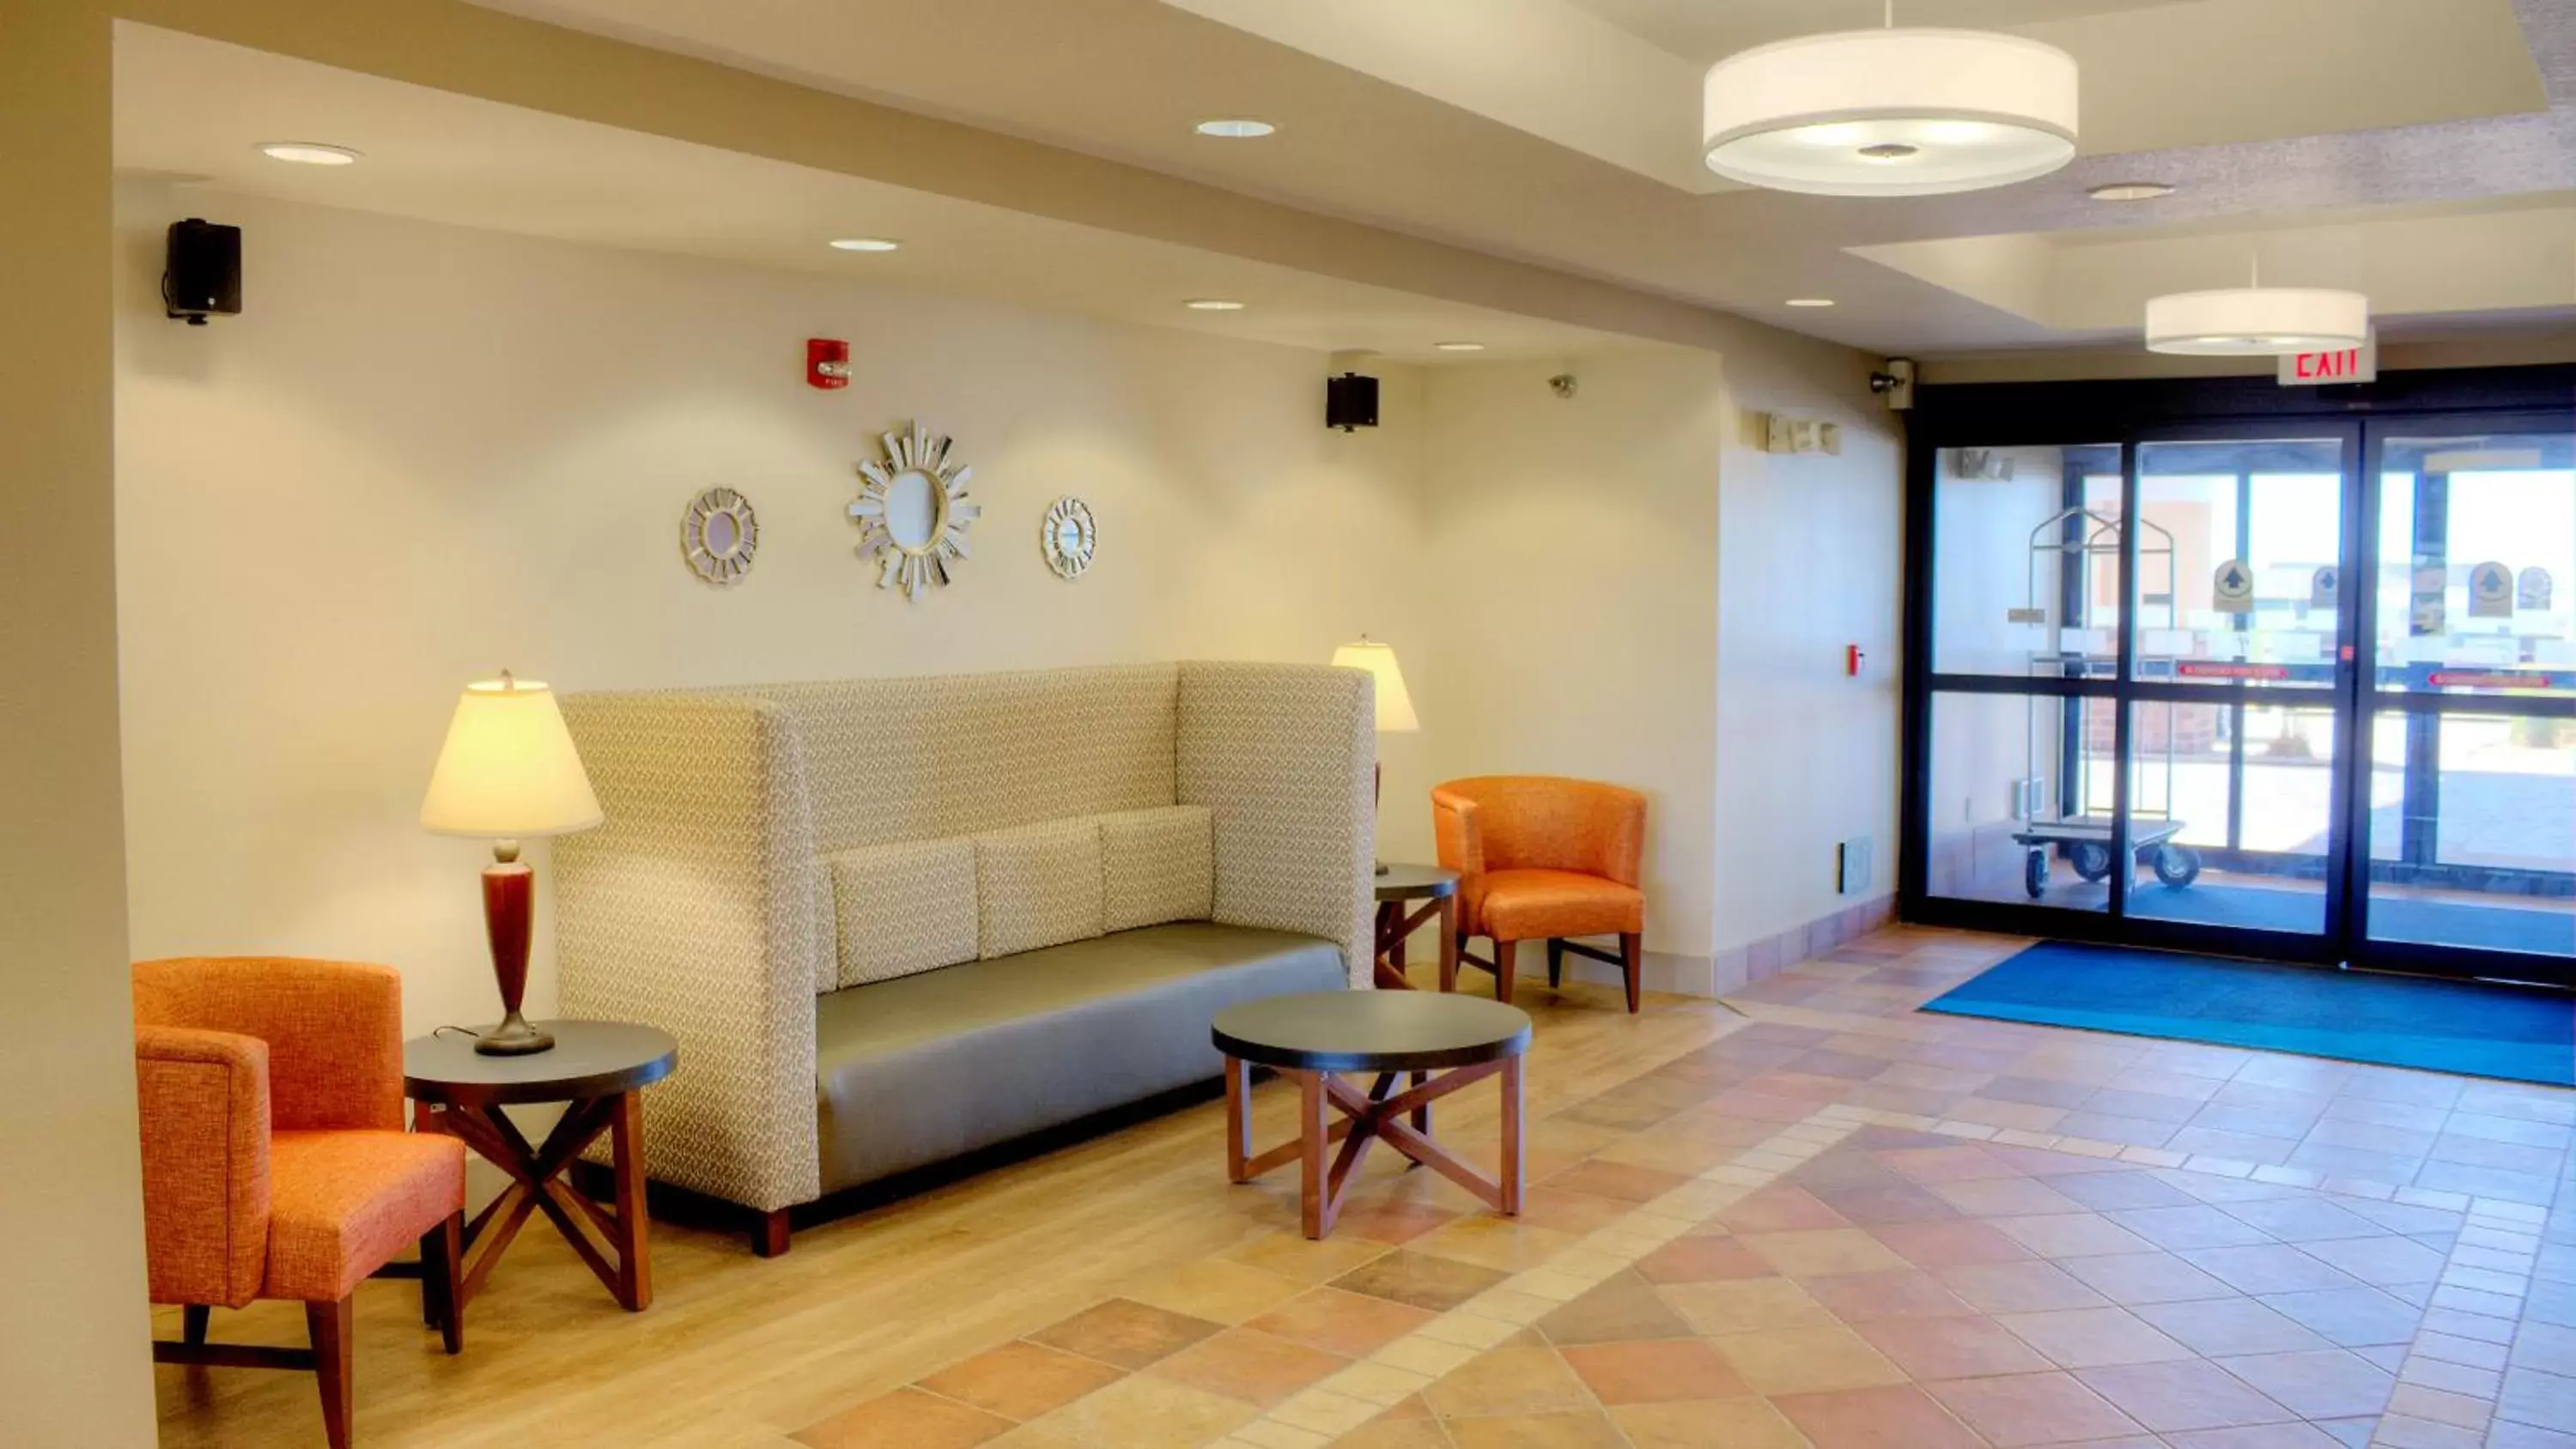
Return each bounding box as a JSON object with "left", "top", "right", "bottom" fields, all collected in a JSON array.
[
  {"left": 258, "top": 142, "right": 361, "bottom": 167},
  {"left": 2144, "top": 258, "right": 2367, "bottom": 356},
  {"left": 1184, "top": 299, "right": 1246, "bottom": 311},
  {"left": 1194, "top": 118, "right": 1276, "bottom": 138},
  {"left": 1433, "top": 341, "right": 1485, "bottom": 352},
  {"left": 829, "top": 238, "right": 901, "bottom": 252},
  {"left": 1785, "top": 298, "right": 1836, "bottom": 308},
  {"left": 1701, "top": 2, "right": 2076, "bottom": 197},
  {"left": 2088, "top": 181, "right": 2175, "bottom": 202}
]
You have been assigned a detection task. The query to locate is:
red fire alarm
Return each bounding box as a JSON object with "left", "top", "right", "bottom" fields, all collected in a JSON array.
[
  {"left": 1846, "top": 645, "right": 1866, "bottom": 676},
  {"left": 807, "top": 338, "right": 850, "bottom": 390}
]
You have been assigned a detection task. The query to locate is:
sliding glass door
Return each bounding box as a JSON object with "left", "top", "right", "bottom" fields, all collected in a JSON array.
[{"left": 1905, "top": 392, "right": 2574, "bottom": 987}]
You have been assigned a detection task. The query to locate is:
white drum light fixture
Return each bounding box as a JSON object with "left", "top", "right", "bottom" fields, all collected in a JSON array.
[
  {"left": 2144, "top": 261, "right": 2369, "bottom": 355},
  {"left": 1701, "top": 3, "right": 2077, "bottom": 197}
]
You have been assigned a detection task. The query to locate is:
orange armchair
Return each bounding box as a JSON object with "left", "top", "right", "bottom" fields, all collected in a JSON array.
[
  {"left": 1432, "top": 776, "right": 1648, "bottom": 1012},
  {"left": 134, "top": 958, "right": 467, "bottom": 1448}
]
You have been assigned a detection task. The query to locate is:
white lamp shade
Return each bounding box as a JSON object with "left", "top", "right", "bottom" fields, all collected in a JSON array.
[
  {"left": 420, "top": 676, "right": 604, "bottom": 838},
  {"left": 1703, "top": 28, "right": 2077, "bottom": 197},
  {"left": 1330, "top": 640, "right": 1419, "bottom": 734},
  {"left": 2143, "top": 288, "right": 2370, "bottom": 355}
]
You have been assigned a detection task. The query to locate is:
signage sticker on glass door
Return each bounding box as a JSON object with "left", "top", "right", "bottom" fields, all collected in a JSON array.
[
  {"left": 2521, "top": 567, "right": 2555, "bottom": 611},
  {"left": 2470, "top": 561, "right": 2514, "bottom": 619},
  {"left": 2309, "top": 566, "right": 2338, "bottom": 610},
  {"left": 2214, "top": 558, "right": 2255, "bottom": 614}
]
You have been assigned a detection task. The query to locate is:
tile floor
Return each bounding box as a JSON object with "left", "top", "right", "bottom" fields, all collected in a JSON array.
[{"left": 792, "top": 927, "right": 2576, "bottom": 1449}]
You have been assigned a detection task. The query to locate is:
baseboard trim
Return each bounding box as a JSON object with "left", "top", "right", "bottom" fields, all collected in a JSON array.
[{"left": 1710, "top": 894, "right": 1898, "bottom": 994}]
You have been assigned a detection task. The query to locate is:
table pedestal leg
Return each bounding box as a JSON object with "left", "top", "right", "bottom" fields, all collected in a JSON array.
[
  {"left": 1225, "top": 1053, "right": 1526, "bottom": 1240},
  {"left": 433, "top": 1093, "right": 655, "bottom": 1311}
]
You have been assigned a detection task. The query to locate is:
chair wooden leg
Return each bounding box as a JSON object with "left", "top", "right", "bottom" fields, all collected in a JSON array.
[
  {"left": 421, "top": 1210, "right": 464, "bottom": 1354},
  {"left": 753, "top": 1209, "right": 792, "bottom": 1258},
  {"left": 306, "top": 1296, "right": 355, "bottom": 1449},
  {"left": 1546, "top": 938, "right": 1564, "bottom": 988},
  {"left": 181, "top": 1305, "right": 210, "bottom": 1347},
  {"left": 1492, "top": 938, "right": 1516, "bottom": 1004},
  {"left": 1621, "top": 931, "right": 1643, "bottom": 1014}
]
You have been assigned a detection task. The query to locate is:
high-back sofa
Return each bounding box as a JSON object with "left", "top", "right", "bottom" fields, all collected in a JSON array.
[{"left": 555, "top": 660, "right": 1375, "bottom": 1252}]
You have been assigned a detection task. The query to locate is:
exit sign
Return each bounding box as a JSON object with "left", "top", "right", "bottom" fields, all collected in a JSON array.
[{"left": 2279, "top": 331, "right": 2377, "bottom": 385}]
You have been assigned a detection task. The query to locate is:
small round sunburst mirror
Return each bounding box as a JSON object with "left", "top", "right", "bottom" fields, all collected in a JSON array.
[
  {"left": 681, "top": 486, "right": 759, "bottom": 586},
  {"left": 1042, "top": 496, "right": 1097, "bottom": 579},
  {"left": 850, "top": 421, "right": 981, "bottom": 602}
]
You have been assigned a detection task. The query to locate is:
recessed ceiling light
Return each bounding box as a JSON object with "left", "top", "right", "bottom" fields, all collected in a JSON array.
[
  {"left": 1194, "top": 118, "right": 1276, "bottom": 138},
  {"left": 1785, "top": 298, "right": 1836, "bottom": 308},
  {"left": 829, "top": 237, "right": 901, "bottom": 252},
  {"left": 2088, "top": 181, "right": 2176, "bottom": 202},
  {"left": 1434, "top": 341, "right": 1485, "bottom": 352},
  {"left": 258, "top": 142, "right": 361, "bottom": 167},
  {"left": 1184, "top": 299, "right": 1246, "bottom": 311}
]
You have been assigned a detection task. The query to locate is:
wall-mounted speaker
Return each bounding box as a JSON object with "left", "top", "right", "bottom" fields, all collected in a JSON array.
[
  {"left": 164, "top": 218, "right": 241, "bottom": 325},
  {"left": 1326, "top": 372, "right": 1378, "bottom": 432}
]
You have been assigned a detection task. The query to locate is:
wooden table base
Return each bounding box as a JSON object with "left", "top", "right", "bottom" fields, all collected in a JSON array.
[
  {"left": 1224, "top": 1054, "right": 1522, "bottom": 1239},
  {"left": 1372, "top": 894, "right": 1457, "bottom": 991},
  {"left": 418, "top": 1090, "right": 653, "bottom": 1312}
]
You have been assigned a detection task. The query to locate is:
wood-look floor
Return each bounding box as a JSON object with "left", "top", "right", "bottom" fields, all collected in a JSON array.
[{"left": 152, "top": 966, "right": 1735, "bottom": 1448}]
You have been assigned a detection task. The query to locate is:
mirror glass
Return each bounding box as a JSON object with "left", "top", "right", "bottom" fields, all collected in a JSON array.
[
  {"left": 703, "top": 511, "right": 738, "bottom": 554},
  {"left": 884, "top": 470, "right": 940, "bottom": 551}
]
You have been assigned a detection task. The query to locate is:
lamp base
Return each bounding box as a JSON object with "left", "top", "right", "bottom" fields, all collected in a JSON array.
[
  {"left": 1375, "top": 861, "right": 1391, "bottom": 876},
  {"left": 474, "top": 1009, "right": 556, "bottom": 1057}
]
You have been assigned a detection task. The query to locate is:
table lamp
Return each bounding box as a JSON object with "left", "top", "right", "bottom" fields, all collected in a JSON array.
[
  {"left": 420, "top": 671, "right": 603, "bottom": 1056},
  {"left": 1329, "top": 636, "right": 1419, "bottom": 876}
]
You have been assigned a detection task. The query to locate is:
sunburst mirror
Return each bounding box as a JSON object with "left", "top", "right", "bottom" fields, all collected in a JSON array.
[
  {"left": 850, "top": 421, "right": 981, "bottom": 601},
  {"left": 681, "top": 486, "right": 759, "bottom": 586},
  {"left": 1042, "top": 496, "right": 1097, "bottom": 579}
]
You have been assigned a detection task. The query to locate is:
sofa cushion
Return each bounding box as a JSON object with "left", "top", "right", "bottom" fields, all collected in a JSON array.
[
  {"left": 1099, "top": 805, "right": 1214, "bottom": 933},
  {"left": 828, "top": 839, "right": 979, "bottom": 990},
  {"left": 811, "top": 923, "right": 1345, "bottom": 1191},
  {"left": 975, "top": 819, "right": 1104, "bottom": 959}
]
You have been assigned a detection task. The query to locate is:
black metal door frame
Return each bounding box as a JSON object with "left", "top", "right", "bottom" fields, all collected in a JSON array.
[{"left": 1900, "top": 366, "right": 2575, "bottom": 988}]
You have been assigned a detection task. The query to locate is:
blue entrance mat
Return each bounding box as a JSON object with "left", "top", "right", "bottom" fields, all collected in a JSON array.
[{"left": 1922, "top": 942, "right": 2576, "bottom": 1086}]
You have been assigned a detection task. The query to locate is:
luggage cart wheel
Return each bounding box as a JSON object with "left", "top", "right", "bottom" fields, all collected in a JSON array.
[
  {"left": 2023, "top": 848, "right": 2048, "bottom": 900},
  {"left": 2154, "top": 845, "right": 2202, "bottom": 889},
  {"left": 2069, "top": 842, "right": 2113, "bottom": 882}
]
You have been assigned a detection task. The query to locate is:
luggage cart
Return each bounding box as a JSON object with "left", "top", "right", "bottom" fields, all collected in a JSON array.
[{"left": 2013, "top": 506, "right": 2203, "bottom": 900}]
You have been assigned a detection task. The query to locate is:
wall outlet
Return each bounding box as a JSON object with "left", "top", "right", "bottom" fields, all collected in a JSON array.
[{"left": 1836, "top": 837, "right": 1874, "bottom": 896}]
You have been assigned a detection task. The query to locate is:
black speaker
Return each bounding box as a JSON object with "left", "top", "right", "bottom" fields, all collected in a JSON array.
[
  {"left": 1327, "top": 372, "right": 1378, "bottom": 432},
  {"left": 164, "top": 218, "right": 241, "bottom": 325}
]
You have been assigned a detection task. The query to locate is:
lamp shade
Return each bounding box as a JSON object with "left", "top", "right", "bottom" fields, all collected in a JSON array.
[
  {"left": 1330, "top": 639, "right": 1419, "bottom": 734},
  {"left": 1703, "top": 28, "right": 2077, "bottom": 197},
  {"left": 2143, "top": 288, "right": 2370, "bottom": 355},
  {"left": 420, "top": 675, "right": 603, "bottom": 838}
]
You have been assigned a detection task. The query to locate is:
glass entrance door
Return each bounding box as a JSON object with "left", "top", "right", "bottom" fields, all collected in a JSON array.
[
  {"left": 1910, "top": 409, "right": 2575, "bottom": 985},
  {"left": 2353, "top": 421, "right": 2576, "bottom": 978}
]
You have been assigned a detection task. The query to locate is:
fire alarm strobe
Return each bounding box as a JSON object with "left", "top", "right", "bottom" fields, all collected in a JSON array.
[{"left": 808, "top": 338, "right": 851, "bottom": 390}]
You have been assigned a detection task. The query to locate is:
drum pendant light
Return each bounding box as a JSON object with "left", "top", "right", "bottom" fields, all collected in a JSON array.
[
  {"left": 2144, "top": 259, "right": 2370, "bottom": 355},
  {"left": 1701, "top": 1, "right": 2078, "bottom": 197}
]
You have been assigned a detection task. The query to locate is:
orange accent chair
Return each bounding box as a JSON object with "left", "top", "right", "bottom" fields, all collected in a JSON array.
[
  {"left": 1432, "top": 776, "right": 1649, "bottom": 1012},
  {"left": 133, "top": 958, "right": 467, "bottom": 1449}
]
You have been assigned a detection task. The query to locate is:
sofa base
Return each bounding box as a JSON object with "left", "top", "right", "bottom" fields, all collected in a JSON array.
[{"left": 574, "top": 1074, "right": 1234, "bottom": 1257}]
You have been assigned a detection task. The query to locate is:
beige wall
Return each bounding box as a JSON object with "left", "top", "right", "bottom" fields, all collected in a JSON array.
[
  {"left": 114, "top": 188, "right": 1432, "bottom": 1035},
  {"left": 0, "top": 3, "right": 157, "bottom": 1444},
  {"left": 1712, "top": 338, "right": 1906, "bottom": 955},
  {"left": 1413, "top": 351, "right": 1729, "bottom": 972}
]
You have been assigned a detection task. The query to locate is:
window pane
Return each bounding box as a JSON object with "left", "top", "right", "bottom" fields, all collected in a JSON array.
[
  {"left": 1925, "top": 689, "right": 2109, "bottom": 910},
  {"left": 1932, "top": 444, "right": 2120, "bottom": 676}
]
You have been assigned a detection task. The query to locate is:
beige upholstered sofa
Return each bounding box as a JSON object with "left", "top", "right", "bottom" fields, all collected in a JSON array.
[{"left": 554, "top": 661, "right": 1375, "bottom": 1252}]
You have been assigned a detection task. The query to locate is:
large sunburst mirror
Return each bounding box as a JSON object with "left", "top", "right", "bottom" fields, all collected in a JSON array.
[{"left": 849, "top": 421, "right": 981, "bottom": 601}]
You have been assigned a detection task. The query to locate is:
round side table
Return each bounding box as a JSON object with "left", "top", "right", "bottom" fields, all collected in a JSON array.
[
  {"left": 1212, "top": 991, "right": 1529, "bottom": 1239},
  {"left": 404, "top": 1020, "right": 677, "bottom": 1312},
  {"left": 1372, "top": 863, "right": 1461, "bottom": 991}
]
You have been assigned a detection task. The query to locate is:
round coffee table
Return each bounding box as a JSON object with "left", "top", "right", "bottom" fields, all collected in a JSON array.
[
  {"left": 404, "top": 1020, "right": 677, "bottom": 1312},
  {"left": 1371, "top": 863, "right": 1461, "bottom": 991},
  {"left": 1212, "top": 991, "right": 1529, "bottom": 1239}
]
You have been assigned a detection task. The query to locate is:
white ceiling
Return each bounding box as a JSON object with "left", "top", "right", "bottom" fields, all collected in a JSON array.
[
  {"left": 457, "top": 0, "right": 2574, "bottom": 355},
  {"left": 120, "top": 0, "right": 2576, "bottom": 359},
  {"left": 110, "top": 26, "right": 1629, "bottom": 365}
]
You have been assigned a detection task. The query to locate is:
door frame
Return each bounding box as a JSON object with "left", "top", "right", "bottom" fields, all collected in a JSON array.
[{"left": 1900, "top": 363, "right": 2576, "bottom": 986}]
